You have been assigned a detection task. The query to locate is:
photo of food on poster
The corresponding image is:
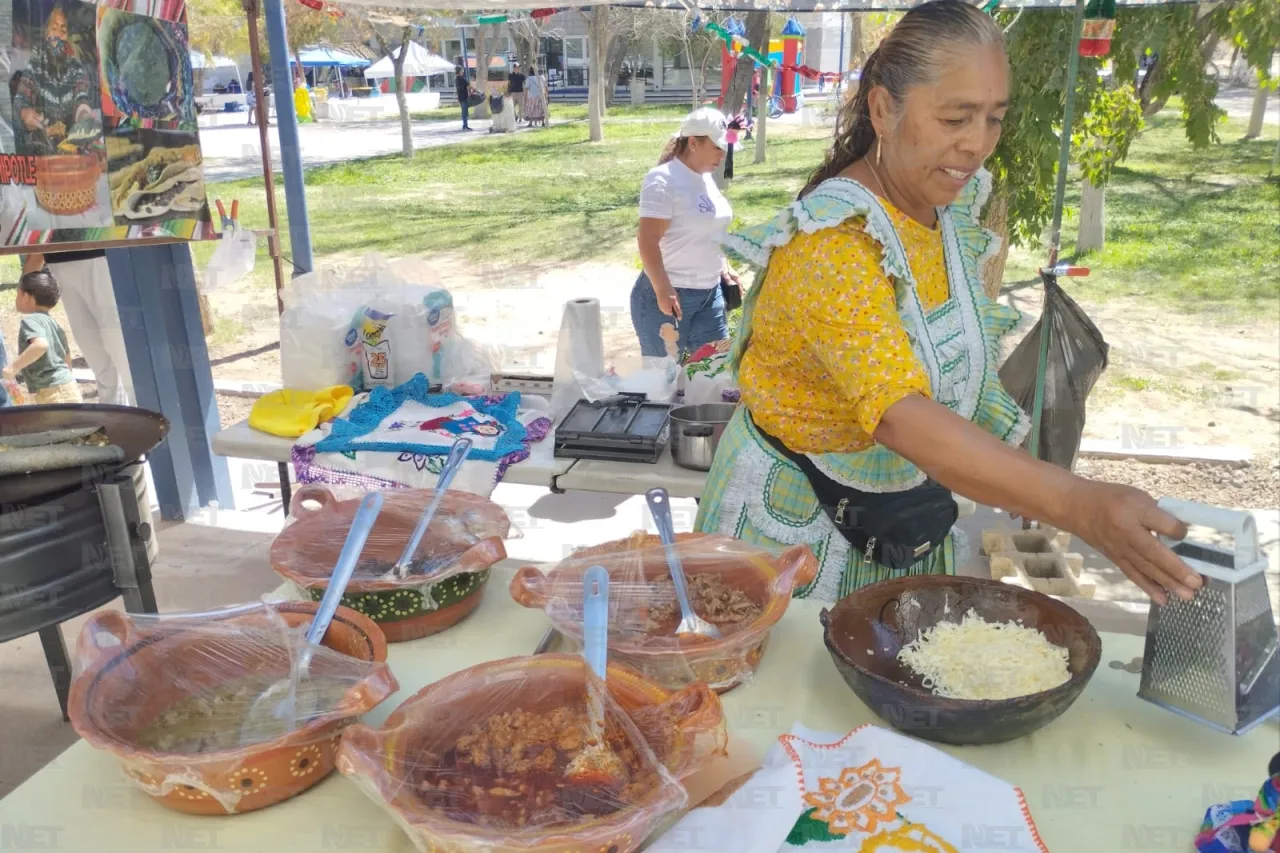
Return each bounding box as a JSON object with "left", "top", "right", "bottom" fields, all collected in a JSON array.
[{"left": 0, "top": 0, "right": 214, "bottom": 248}]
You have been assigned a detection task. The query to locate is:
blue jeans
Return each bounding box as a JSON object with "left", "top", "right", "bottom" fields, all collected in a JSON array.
[
  {"left": 461, "top": 102, "right": 470, "bottom": 128},
  {"left": 631, "top": 272, "right": 729, "bottom": 359}
]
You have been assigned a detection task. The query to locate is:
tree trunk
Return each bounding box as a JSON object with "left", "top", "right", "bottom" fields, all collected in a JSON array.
[
  {"left": 980, "top": 189, "right": 1011, "bottom": 300},
  {"left": 1077, "top": 179, "right": 1105, "bottom": 254},
  {"left": 849, "top": 13, "right": 864, "bottom": 69},
  {"left": 754, "top": 67, "right": 768, "bottom": 164},
  {"left": 586, "top": 8, "right": 608, "bottom": 142},
  {"left": 1246, "top": 86, "right": 1269, "bottom": 139},
  {"left": 722, "top": 11, "right": 770, "bottom": 117},
  {"left": 603, "top": 30, "right": 633, "bottom": 109},
  {"left": 394, "top": 29, "right": 412, "bottom": 158}
]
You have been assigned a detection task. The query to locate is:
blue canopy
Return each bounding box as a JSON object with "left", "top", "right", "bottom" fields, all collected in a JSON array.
[{"left": 292, "top": 46, "right": 371, "bottom": 68}]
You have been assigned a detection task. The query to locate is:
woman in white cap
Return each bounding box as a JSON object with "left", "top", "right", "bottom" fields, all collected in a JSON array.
[{"left": 632, "top": 107, "right": 741, "bottom": 361}]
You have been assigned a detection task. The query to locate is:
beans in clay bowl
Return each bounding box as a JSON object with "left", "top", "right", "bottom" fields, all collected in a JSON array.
[
  {"left": 271, "top": 485, "right": 511, "bottom": 642},
  {"left": 67, "top": 601, "right": 398, "bottom": 815},
  {"left": 511, "top": 532, "right": 818, "bottom": 693},
  {"left": 337, "top": 653, "right": 728, "bottom": 853}
]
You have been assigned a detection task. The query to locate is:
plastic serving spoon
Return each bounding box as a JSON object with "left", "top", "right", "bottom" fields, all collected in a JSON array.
[
  {"left": 565, "top": 565, "right": 627, "bottom": 790},
  {"left": 390, "top": 437, "right": 473, "bottom": 580},
  {"left": 645, "top": 487, "right": 721, "bottom": 640},
  {"left": 241, "top": 490, "right": 384, "bottom": 745}
]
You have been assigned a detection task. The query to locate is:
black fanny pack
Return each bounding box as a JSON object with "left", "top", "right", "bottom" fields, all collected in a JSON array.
[{"left": 754, "top": 417, "right": 958, "bottom": 571}]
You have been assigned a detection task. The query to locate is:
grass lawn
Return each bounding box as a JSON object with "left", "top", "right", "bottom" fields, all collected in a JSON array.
[
  {"left": 409, "top": 102, "right": 693, "bottom": 123},
  {"left": 1003, "top": 109, "right": 1279, "bottom": 313}
]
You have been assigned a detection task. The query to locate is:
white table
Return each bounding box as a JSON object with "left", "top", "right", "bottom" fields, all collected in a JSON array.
[
  {"left": 210, "top": 419, "right": 576, "bottom": 511},
  {"left": 3, "top": 562, "right": 1272, "bottom": 853},
  {"left": 211, "top": 418, "right": 976, "bottom": 515}
]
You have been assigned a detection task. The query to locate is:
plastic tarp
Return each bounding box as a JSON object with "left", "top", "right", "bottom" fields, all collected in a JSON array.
[
  {"left": 189, "top": 53, "right": 238, "bottom": 71},
  {"left": 365, "top": 42, "right": 455, "bottom": 80},
  {"left": 998, "top": 276, "right": 1110, "bottom": 471},
  {"left": 293, "top": 47, "right": 372, "bottom": 68}
]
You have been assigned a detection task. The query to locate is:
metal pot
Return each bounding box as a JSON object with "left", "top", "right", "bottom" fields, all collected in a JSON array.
[{"left": 669, "top": 403, "right": 737, "bottom": 471}]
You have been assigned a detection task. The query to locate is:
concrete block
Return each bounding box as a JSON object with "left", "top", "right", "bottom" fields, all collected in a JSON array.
[{"left": 982, "top": 527, "right": 1091, "bottom": 601}]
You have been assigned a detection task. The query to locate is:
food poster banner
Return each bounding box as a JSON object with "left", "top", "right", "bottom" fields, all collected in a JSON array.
[{"left": 0, "top": 0, "right": 214, "bottom": 248}]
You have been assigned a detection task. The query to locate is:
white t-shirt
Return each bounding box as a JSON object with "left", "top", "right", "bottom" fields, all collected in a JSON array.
[{"left": 638, "top": 158, "right": 732, "bottom": 290}]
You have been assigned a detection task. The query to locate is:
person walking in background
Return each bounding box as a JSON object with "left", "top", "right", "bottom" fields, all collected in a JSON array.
[
  {"left": 24, "top": 251, "right": 133, "bottom": 406},
  {"left": 455, "top": 65, "right": 475, "bottom": 131},
  {"left": 523, "top": 64, "right": 547, "bottom": 127},
  {"left": 4, "top": 269, "right": 81, "bottom": 404},
  {"left": 507, "top": 61, "right": 526, "bottom": 123},
  {"left": 632, "top": 108, "right": 740, "bottom": 362}
]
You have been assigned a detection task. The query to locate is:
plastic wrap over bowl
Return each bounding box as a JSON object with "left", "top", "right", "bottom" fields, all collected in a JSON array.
[
  {"left": 67, "top": 601, "right": 398, "bottom": 815},
  {"left": 337, "top": 653, "right": 728, "bottom": 853},
  {"left": 511, "top": 532, "right": 817, "bottom": 693},
  {"left": 271, "top": 485, "right": 510, "bottom": 642}
]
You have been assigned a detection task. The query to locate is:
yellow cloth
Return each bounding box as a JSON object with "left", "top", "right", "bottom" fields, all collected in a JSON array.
[
  {"left": 33, "top": 382, "right": 83, "bottom": 404},
  {"left": 249, "top": 386, "right": 353, "bottom": 438},
  {"left": 740, "top": 202, "right": 949, "bottom": 453}
]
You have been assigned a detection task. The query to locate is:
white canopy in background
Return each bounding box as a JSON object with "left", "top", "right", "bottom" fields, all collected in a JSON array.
[
  {"left": 364, "top": 42, "right": 456, "bottom": 79},
  {"left": 189, "top": 52, "right": 238, "bottom": 70}
]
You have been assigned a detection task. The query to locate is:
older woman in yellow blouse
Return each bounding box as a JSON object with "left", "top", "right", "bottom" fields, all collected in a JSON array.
[{"left": 696, "top": 0, "right": 1201, "bottom": 605}]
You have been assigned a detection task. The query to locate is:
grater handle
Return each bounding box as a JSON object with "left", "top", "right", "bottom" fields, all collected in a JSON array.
[{"left": 1156, "top": 497, "right": 1260, "bottom": 569}]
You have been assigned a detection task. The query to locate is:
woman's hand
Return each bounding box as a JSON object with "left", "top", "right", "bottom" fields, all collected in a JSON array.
[
  {"left": 1064, "top": 480, "right": 1200, "bottom": 605},
  {"left": 1, "top": 366, "right": 16, "bottom": 382},
  {"left": 653, "top": 282, "right": 683, "bottom": 320}
]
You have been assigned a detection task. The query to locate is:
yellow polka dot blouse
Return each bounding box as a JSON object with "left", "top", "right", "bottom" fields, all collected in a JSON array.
[{"left": 740, "top": 202, "right": 950, "bottom": 453}]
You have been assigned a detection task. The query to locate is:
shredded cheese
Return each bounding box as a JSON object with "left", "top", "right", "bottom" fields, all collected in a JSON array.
[{"left": 896, "top": 611, "right": 1071, "bottom": 700}]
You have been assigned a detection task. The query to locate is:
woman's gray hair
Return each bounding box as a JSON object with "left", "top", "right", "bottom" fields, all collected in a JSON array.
[{"left": 799, "top": 0, "right": 1004, "bottom": 199}]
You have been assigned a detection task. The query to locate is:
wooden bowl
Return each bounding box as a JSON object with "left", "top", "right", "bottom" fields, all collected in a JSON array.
[
  {"left": 34, "top": 154, "right": 101, "bottom": 215},
  {"left": 67, "top": 601, "right": 397, "bottom": 815},
  {"left": 511, "top": 533, "right": 817, "bottom": 693},
  {"left": 271, "top": 486, "right": 509, "bottom": 642},
  {"left": 338, "top": 654, "right": 727, "bottom": 853},
  {"left": 821, "top": 575, "right": 1101, "bottom": 745}
]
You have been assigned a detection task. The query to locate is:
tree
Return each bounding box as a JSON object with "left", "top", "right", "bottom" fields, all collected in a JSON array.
[
  {"left": 1072, "top": 84, "right": 1143, "bottom": 252},
  {"left": 371, "top": 23, "right": 415, "bottom": 158},
  {"left": 723, "top": 11, "right": 771, "bottom": 118},
  {"left": 187, "top": 0, "right": 253, "bottom": 60},
  {"left": 979, "top": 6, "right": 1234, "bottom": 294},
  {"left": 580, "top": 6, "right": 609, "bottom": 141}
]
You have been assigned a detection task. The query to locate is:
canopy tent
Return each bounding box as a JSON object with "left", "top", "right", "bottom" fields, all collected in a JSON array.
[
  {"left": 364, "top": 41, "right": 455, "bottom": 80},
  {"left": 189, "top": 52, "right": 238, "bottom": 70},
  {"left": 291, "top": 46, "right": 372, "bottom": 68}
]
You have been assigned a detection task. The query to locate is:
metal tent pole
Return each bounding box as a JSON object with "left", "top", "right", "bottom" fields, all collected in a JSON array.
[
  {"left": 1026, "top": 0, "right": 1087, "bottom": 465},
  {"left": 263, "top": 0, "right": 314, "bottom": 275}
]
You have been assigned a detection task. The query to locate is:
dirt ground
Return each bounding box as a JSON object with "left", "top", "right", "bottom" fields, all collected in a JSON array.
[{"left": 7, "top": 251, "right": 1278, "bottom": 508}]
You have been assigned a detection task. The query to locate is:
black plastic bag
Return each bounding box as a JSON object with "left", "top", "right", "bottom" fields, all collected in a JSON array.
[{"left": 998, "top": 277, "right": 1110, "bottom": 470}]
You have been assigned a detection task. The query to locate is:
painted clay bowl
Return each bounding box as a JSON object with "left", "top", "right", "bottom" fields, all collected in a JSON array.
[
  {"left": 67, "top": 601, "right": 397, "bottom": 816},
  {"left": 34, "top": 154, "right": 101, "bottom": 215},
  {"left": 822, "top": 574, "right": 1102, "bottom": 745},
  {"left": 271, "top": 485, "right": 509, "bottom": 642},
  {"left": 511, "top": 532, "right": 818, "bottom": 694},
  {"left": 338, "top": 654, "right": 728, "bottom": 853}
]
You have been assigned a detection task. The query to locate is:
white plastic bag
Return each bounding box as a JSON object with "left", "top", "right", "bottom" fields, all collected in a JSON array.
[
  {"left": 280, "top": 266, "right": 365, "bottom": 391},
  {"left": 203, "top": 225, "right": 257, "bottom": 292}
]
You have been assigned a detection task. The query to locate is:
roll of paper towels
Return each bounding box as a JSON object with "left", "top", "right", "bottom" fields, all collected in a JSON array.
[{"left": 554, "top": 298, "right": 606, "bottom": 383}]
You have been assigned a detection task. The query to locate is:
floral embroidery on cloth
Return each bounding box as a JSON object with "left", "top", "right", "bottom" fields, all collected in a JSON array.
[{"left": 643, "top": 723, "right": 1048, "bottom": 853}]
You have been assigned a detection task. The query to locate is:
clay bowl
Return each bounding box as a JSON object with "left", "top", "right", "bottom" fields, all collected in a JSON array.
[
  {"left": 511, "top": 532, "right": 817, "bottom": 693},
  {"left": 338, "top": 654, "right": 727, "bottom": 853},
  {"left": 271, "top": 485, "right": 510, "bottom": 642},
  {"left": 67, "top": 601, "right": 398, "bottom": 816},
  {"left": 34, "top": 154, "right": 101, "bottom": 215},
  {"left": 821, "top": 575, "right": 1101, "bottom": 746}
]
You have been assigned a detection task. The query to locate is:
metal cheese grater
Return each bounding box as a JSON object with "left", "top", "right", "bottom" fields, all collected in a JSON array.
[{"left": 1138, "top": 498, "right": 1280, "bottom": 735}]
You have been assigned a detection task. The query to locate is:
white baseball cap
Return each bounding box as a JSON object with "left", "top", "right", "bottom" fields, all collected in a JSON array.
[{"left": 676, "top": 107, "right": 729, "bottom": 151}]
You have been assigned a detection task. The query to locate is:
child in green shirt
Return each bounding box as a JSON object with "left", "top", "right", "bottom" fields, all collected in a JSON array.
[{"left": 2, "top": 269, "right": 82, "bottom": 405}]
